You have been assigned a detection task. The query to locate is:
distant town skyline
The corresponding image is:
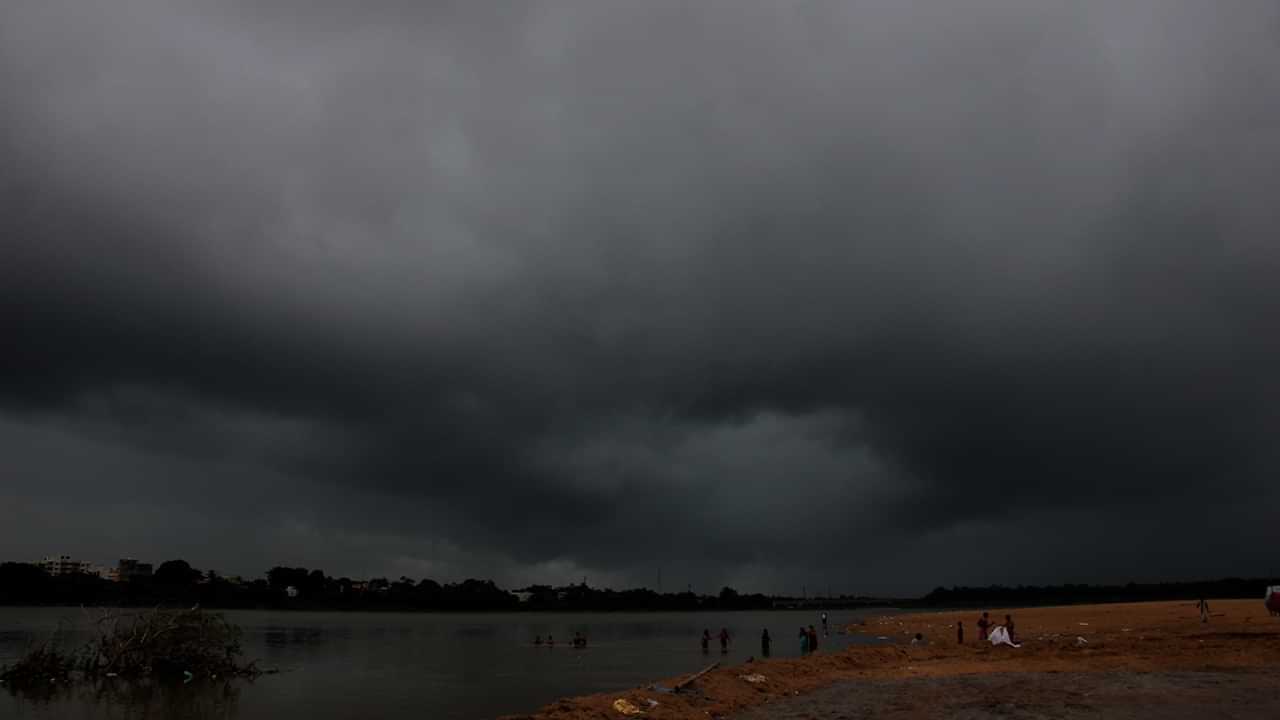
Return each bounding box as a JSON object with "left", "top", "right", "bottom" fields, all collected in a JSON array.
[{"left": 4, "top": 1, "right": 1280, "bottom": 596}]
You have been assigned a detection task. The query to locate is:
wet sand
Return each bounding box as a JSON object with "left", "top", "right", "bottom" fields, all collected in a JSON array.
[
  {"left": 498, "top": 599, "right": 1280, "bottom": 719},
  {"left": 734, "top": 671, "right": 1280, "bottom": 719}
]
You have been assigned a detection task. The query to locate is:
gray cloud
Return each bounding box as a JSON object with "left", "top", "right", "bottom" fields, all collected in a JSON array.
[{"left": 3, "top": 0, "right": 1279, "bottom": 594}]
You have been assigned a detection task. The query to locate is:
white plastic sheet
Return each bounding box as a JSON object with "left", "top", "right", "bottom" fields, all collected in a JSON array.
[{"left": 988, "top": 626, "right": 1021, "bottom": 648}]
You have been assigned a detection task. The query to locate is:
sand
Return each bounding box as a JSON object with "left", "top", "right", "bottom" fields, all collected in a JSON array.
[
  {"left": 496, "top": 599, "right": 1280, "bottom": 720},
  {"left": 733, "top": 671, "right": 1280, "bottom": 719}
]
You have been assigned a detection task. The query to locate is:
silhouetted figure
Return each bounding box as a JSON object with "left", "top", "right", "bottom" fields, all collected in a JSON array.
[
  {"left": 1199, "top": 597, "right": 1210, "bottom": 623},
  {"left": 976, "top": 612, "right": 991, "bottom": 641},
  {"left": 761, "top": 628, "right": 771, "bottom": 657},
  {"left": 719, "top": 627, "right": 730, "bottom": 653},
  {"left": 701, "top": 629, "right": 711, "bottom": 653},
  {"left": 1004, "top": 614, "right": 1016, "bottom": 643},
  {"left": 547, "top": 634, "right": 555, "bottom": 647},
  {"left": 807, "top": 625, "right": 818, "bottom": 653},
  {"left": 798, "top": 626, "right": 809, "bottom": 654},
  {"left": 573, "top": 631, "right": 587, "bottom": 648},
  {"left": 821, "top": 612, "right": 829, "bottom": 636},
  {"left": 534, "top": 635, "right": 543, "bottom": 646},
  {"left": 957, "top": 621, "right": 964, "bottom": 645}
]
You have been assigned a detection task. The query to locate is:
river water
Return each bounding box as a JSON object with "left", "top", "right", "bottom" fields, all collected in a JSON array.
[{"left": 1, "top": 607, "right": 901, "bottom": 719}]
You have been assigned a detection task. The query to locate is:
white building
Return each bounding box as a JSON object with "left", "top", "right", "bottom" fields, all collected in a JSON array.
[{"left": 39, "top": 555, "right": 94, "bottom": 577}]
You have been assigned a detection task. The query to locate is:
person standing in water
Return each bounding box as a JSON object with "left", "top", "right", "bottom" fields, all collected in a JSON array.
[
  {"left": 719, "top": 627, "right": 730, "bottom": 653},
  {"left": 821, "top": 612, "right": 829, "bottom": 636},
  {"left": 798, "top": 626, "right": 809, "bottom": 654},
  {"left": 807, "top": 624, "right": 819, "bottom": 653},
  {"left": 701, "top": 629, "right": 710, "bottom": 652},
  {"left": 761, "top": 628, "right": 771, "bottom": 657}
]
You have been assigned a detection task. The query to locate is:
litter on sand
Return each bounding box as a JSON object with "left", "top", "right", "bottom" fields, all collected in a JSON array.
[
  {"left": 1076, "top": 636, "right": 1089, "bottom": 646},
  {"left": 612, "top": 698, "right": 644, "bottom": 715},
  {"left": 739, "top": 674, "right": 767, "bottom": 684},
  {"left": 988, "top": 626, "right": 1021, "bottom": 648}
]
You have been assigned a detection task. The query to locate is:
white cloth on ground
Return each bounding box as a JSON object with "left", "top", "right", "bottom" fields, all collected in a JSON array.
[{"left": 988, "top": 626, "right": 1020, "bottom": 648}]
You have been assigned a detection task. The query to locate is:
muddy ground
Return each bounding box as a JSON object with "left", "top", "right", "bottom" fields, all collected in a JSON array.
[{"left": 734, "top": 671, "right": 1280, "bottom": 719}]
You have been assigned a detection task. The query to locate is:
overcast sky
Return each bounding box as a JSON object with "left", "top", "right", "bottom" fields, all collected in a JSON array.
[{"left": 2, "top": 1, "right": 1278, "bottom": 596}]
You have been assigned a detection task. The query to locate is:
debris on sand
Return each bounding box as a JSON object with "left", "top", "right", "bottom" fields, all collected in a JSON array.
[{"left": 612, "top": 698, "right": 644, "bottom": 715}]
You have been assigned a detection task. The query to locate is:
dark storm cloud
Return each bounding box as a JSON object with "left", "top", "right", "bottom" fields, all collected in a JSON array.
[{"left": 3, "top": 0, "right": 1279, "bottom": 593}]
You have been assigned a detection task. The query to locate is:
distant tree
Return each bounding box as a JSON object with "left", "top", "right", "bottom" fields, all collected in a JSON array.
[
  {"left": 305, "top": 569, "right": 327, "bottom": 595},
  {"left": 0, "top": 563, "right": 50, "bottom": 603},
  {"left": 267, "top": 567, "right": 310, "bottom": 591},
  {"left": 719, "top": 586, "right": 740, "bottom": 605},
  {"left": 154, "top": 560, "right": 202, "bottom": 586}
]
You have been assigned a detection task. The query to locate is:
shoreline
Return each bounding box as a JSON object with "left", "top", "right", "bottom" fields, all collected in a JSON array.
[{"left": 498, "top": 599, "right": 1280, "bottom": 719}]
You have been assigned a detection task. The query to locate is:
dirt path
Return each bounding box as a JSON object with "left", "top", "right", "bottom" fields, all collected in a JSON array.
[{"left": 733, "top": 671, "right": 1280, "bottom": 719}]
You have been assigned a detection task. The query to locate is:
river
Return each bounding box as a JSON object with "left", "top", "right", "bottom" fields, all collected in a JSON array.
[{"left": 1, "top": 606, "right": 901, "bottom": 719}]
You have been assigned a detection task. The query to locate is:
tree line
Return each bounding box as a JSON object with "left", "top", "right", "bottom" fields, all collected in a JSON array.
[
  {"left": 921, "top": 577, "right": 1277, "bottom": 607},
  {"left": 5, "top": 560, "right": 1269, "bottom": 611},
  {"left": 0, "top": 561, "right": 778, "bottom": 611}
]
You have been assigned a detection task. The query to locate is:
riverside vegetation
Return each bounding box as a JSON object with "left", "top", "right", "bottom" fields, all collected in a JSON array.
[{"left": 0, "top": 606, "right": 268, "bottom": 694}]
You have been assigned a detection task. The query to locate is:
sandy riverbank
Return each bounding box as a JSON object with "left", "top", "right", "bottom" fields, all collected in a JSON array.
[{"left": 497, "top": 599, "right": 1280, "bottom": 719}]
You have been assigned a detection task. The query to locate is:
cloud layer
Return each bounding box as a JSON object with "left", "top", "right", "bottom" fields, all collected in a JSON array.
[{"left": 3, "top": 0, "right": 1279, "bottom": 594}]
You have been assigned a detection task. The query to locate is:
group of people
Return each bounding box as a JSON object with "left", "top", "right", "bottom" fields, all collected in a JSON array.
[
  {"left": 533, "top": 631, "right": 588, "bottom": 648},
  {"left": 705, "top": 614, "right": 829, "bottom": 658},
  {"left": 797, "top": 624, "right": 820, "bottom": 654},
  {"left": 701, "top": 627, "right": 732, "bottom": 653},
  {"left": 958, "top": 611, "right": 1016, "bottom": 644}
]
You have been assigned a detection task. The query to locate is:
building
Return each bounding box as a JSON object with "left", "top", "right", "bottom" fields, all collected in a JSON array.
[
  {"left": 116, "top": 558, "right": 154, "bottom": 581},
  {"left": 39, "top": 555, "right": 94, "bottom": 576}
]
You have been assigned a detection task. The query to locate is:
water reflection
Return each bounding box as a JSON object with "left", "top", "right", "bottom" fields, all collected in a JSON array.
[
  {"left": 6, "top": 676, "right": 243, "bottom": 719},
  {"left": 3, "top": 608, "right": 895, "bottom": 720},
  {"left": 262, "top": 627, "right": 324, "bottom": 647}
]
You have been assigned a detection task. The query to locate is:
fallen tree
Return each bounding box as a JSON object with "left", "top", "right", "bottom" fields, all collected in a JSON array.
[{"left": 2, "top": 607, "right": 268, "bottom": 692}]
